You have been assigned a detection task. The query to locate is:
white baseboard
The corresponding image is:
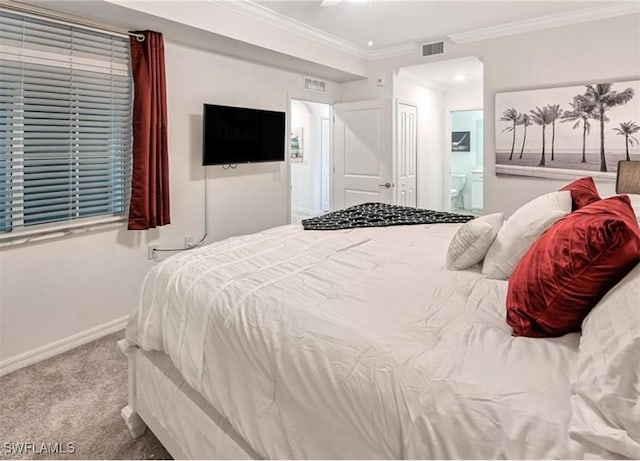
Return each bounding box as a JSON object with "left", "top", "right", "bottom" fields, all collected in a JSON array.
[{"left": 0, "top": 315, "right": 129, "bottom": 377}]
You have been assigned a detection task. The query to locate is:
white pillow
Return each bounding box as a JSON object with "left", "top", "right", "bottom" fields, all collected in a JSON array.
[
  {"left": 482, "top": 191, "right": 572, "bottom": 280},
  {"left": 446, "top": 213, "right": 504, "bottom": 270},
  {"left": 569, "top": 263, "right": 640, "bottom": 459}
]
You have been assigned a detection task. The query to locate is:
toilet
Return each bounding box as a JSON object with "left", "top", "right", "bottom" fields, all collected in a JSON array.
[{"left": 450, "top": 173, "right": 467, "bottom": 210}]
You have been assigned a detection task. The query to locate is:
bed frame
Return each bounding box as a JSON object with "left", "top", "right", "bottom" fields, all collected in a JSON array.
[{"left": 117, "top": 340, "right": 260, "bottom": 459}]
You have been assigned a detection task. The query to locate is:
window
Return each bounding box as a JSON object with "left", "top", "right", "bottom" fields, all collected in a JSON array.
[{"left": 0, "top": 11, "right": 132, "bottom": 236}]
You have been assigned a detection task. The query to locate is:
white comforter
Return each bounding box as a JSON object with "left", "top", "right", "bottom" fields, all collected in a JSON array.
[{"left": 127, "top": 224, "right": 584, "bottom": 459}]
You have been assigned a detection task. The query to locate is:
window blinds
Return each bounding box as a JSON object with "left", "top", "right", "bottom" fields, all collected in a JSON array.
[{"left": 0, "top": 11, "right": 132, "bottom": 234}]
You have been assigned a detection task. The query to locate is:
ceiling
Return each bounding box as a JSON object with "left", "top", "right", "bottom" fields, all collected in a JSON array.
[
  {"left": 15, "top": 0, "right": 367, "bottom": 81},
  {"left": 253, "top": 1, "right": 617, "bottom": 50},
  {"left": 403, "top": 56, "right": 484, "bottom": 88},
  {"left": 10, "top": 0, "right": 636, "bottom": 83}
]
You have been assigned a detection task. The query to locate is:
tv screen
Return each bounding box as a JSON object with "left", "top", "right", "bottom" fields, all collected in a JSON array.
[{"left": 202, "top": 104, "right": 285, "bottom": 165}]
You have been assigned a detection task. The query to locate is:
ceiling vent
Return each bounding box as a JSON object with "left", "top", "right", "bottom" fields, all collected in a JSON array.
[
  {"left": 421, "top": 41, "right": 444, "bottom": 57},
  {"left": 304, "top": 77, "right": 326, "bottom": 93}
]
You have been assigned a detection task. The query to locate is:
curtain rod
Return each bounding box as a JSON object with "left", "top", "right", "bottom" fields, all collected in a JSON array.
[{"left": 1, "top": 1, "right": 145, "bottom": 41}]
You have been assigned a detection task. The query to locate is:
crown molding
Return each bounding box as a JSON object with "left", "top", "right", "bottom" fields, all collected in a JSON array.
[
  {"left": 448, "top": 1, "right": 640, "bottom": 44},
  {"left": 368, "top": 42, "right": 417, "bottom": 61},
  {"left": 213, "top": 0, "right": 368, "bottom": 59},
  {"left": 213, "top": 0, "right": 416, "bottom": 61}
]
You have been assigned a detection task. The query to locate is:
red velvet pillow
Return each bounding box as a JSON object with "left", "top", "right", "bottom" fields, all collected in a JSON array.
[
  {"left": 506, "top": 195, "right": 640, "bottom": 337},
  {"left": 560, "top": 177, "right": 600, "bottom": 210}
]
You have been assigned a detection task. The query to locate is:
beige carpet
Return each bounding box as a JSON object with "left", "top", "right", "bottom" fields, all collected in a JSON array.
[{"left": 0, "top": 331, "right": 171, "bottom": 460}]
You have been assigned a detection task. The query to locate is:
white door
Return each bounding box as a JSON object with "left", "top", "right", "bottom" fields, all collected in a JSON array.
[
  {"left": 396, "top": 103, "right": 417, "bottom": 207},
  {"left": 320, "top": 116, "right": 331, "bottom": 212},
  {"left": 333, "top": 99, "right": 393, "bottom": 209}
]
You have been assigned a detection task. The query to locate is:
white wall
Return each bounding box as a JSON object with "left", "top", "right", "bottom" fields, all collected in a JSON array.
[
  {"left": 344, "top": 14, "right": 640, "bottom": 215},
  {"left": 0, "top": 40, "right": 338, "bottom": 369},
  {"left": 445, "top": 81, "right": 483, "bottom": 113},
  {"left": 479, "top": 14, "right": 640, "bottom": 215}
]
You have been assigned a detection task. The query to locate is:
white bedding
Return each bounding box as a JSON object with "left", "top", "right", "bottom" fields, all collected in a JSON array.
[{"left": 126, "top": 223, "right": 584, "bottom": 459}]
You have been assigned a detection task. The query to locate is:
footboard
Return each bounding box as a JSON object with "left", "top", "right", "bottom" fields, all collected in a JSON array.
[
  {"left": 117, "top": 339, "right": 147, "bottom": 439},
  {"left": 117, "top": 339, "right": 259, "bottom": 459}
]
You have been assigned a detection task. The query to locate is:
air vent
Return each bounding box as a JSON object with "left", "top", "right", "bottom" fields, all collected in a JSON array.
[
  {"left": 421, "top": 41, "right": 444, "bottom": 57},
  {"left": 304, "top": 77, "right": 326, "bottom": 93}
]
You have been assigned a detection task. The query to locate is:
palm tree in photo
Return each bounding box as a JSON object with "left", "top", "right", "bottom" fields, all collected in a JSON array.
[
  {"left": 530, "top": 106, "right": 554, "bottom": 167},
  {"left": 517, "top": 113, "right": 532, "bottom": 159},
  {"left": 585, "top": 83, "right": 635, "bottom": 172},
  {"left": 561, "top": 95, "right": 597, "bottom": 163},
  {"left": 500, "top": 108, "right": 519, "bottom": 160},
  {"left": 613, "top": 121, "right": 640, "bottom": 161},
  {"left": 546, "top": 104, "right": 563, "bottom": 161}
]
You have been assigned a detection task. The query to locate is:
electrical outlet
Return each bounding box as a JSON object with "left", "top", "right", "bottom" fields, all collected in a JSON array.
[
  {"left": 184, "top": 235, "right": 194, "bottom": 248},
  {"left": 147, "top": 245, "right": 158, "bottom": 260}
]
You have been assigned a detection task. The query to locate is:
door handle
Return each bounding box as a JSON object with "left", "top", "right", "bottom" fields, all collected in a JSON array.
[{"left": 378, "top": 182, "right": 393, "bottom": 189}]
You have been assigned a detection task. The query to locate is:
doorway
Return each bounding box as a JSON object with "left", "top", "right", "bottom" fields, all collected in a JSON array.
[
  {"left": 332, "top": 99, "right": 393, "bottom": 209},
  {"left": 394, "top": 56, "right": 483, "bottom": 211},
  {"left": 450, "top": 109, "right": 484, "bottom": 213},
  {"left": 290, "top": 99, "right": 332, "bottom": 223}
]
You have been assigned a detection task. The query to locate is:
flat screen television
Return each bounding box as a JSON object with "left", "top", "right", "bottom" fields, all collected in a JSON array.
[{"left": 202, "top": 104, "right": 285, "bottom": 165}]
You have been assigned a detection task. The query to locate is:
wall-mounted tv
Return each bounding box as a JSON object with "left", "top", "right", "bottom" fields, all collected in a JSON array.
[{"left": 202, "top": 104, "right": 285, "bottom": 165}]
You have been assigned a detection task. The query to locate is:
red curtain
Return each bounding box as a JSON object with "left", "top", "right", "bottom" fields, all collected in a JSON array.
[{"left": 127, "top": 31, "right": 170, "bottom": 230}]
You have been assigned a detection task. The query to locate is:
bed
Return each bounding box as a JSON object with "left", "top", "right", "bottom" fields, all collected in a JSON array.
[{"left": 120, "top": 215, "right": 639, "bottom": 459}]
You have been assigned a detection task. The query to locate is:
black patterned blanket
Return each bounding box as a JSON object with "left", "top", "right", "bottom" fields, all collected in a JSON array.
[{"left": 302, "top": 202, "right": 475, "bottom": 231}]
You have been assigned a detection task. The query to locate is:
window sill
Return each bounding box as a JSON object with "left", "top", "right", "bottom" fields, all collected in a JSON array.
[{"left": 0, "top": 216, "right": 127, "bottom": 249}]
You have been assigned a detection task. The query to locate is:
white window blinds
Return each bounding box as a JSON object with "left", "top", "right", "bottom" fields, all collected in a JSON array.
[{"left": 0, "top": 11, "right": 132, "bottom": 235}]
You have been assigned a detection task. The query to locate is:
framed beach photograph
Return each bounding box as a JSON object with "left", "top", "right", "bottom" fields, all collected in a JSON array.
[
  {"left": 452, "top": 131, "right": 471, "bottom": 152},
  {"left": 495, "top": 80, "right": 640, "bottom": 179}
]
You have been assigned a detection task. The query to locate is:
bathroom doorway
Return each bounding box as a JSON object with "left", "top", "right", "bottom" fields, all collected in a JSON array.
[
  {"left": 394, "top": 56, "right": 483, "bottom": 211},
  {"left": 290, "top": 99, "right": 332, "bottom": 223},
  {"left": 450, "top": 109, "right": 483, "bottom": 214}
]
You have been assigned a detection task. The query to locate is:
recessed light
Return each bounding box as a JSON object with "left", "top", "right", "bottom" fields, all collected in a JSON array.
[
  {"left": 367, "top": 40, "right": 373, "bottom": 47},
  {"left": 454, "top": 74, "right": 465, "bottom": 81}
]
